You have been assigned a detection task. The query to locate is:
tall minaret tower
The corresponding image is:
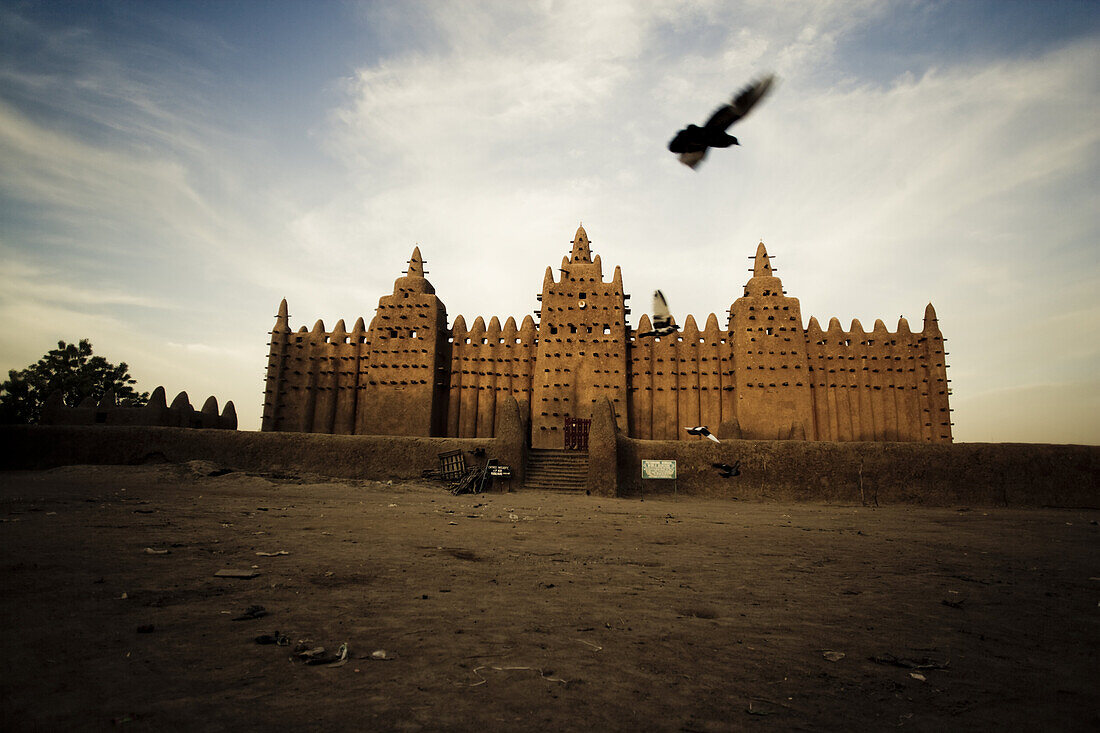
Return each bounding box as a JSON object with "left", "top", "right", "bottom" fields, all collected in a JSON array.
[
  {"left": 531, "top": 225, "right": 630, "bottom": 448},
  {"left": 728, "top": 242, "right": 815, "bottom": 439},
  {"left": 920, "top": 303, "right": 953, "bottom": 443},
  {"left": 355, "top": 247, "right": 451, "bottom": 436},
  {"left": 261, "top": 298, "right": 291, "bottom": 432}
]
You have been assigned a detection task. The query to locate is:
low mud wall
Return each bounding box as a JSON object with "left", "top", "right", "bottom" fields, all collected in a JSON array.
[
  {"left": 0, "top": 426, "right": 499, "bottom": 484},
  {"left": 617, "top": 437, "right": 1100, "bottom": 507},
  {"left": 2, "top": 426, "right": 1097, "bottom": 506}
]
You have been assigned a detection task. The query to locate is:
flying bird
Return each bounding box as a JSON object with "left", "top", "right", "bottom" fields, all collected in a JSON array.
[
  {"left": 668, "top": 74, "right": 776, "bottom": 169},
  {"left": 686, "top": 426, "right": 720, "bottom": 443},
  {"left": 713, "top": 461, "right": 741, "bottom": 478},
  {"left": 637, "top": 290, "right": 680, "bottom": 339}
]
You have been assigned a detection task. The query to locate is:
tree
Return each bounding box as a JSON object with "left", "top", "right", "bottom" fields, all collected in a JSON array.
[{"left": 0, "top": 339, "right": 149, "bottom": 424}]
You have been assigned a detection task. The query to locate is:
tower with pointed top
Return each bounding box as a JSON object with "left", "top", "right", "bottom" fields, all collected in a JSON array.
[
  {"left": 728, "top": 242, "right": 816, "bottom": 439},
  {"left": 355, "top": 246, "right": 450, "bottom": 436},
  {"left": 261, "top": 299, "right": 291, "bottom": 432},
  {"left": 920, "top": 303, "right": 952, "bottom": 443},
  {"left": 261, "top": 247, "right": 450, "bottom": 436},
  {"left": 530, "top": 224, "right": 630, "bottom": 447}
]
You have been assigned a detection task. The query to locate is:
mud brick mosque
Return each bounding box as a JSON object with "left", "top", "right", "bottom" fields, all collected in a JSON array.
[{"left": 262, "top": 225, "right": 951, "bottom": 447}]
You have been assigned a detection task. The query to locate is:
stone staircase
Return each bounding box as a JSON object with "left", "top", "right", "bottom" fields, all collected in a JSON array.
[{"left": 524, "top": 449, "right": 589, "bottom": 492}]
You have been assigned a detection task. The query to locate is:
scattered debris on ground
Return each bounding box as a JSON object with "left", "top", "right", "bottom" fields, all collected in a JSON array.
[
  {"left": 870, "top": 653, "right": 950, "bottom": 670},
  {"left": 214, "top": 569, "right": 260, "bottom": 579},
  {"left": 296, "top": 642, "right": 349, "bottom": 667},
  {"left": 254, "top": 631, "right": 288, "bottom": 646},
  {"left": 232, "top": 605, "right": 267, "bottom": 621}
]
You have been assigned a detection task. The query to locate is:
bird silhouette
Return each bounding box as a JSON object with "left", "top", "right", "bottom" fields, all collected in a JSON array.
[
  {"left": 637, "top": 290, "right": 680, "bottom": 339},
  {"left": 713, "top": 461, "right": 741, "bottom": 478},
  {"left": 686, "top": 426, "right": 720, "bottom": 443},
  {"left": 668, "top": 74, "right": 775, "bottom": 169}
]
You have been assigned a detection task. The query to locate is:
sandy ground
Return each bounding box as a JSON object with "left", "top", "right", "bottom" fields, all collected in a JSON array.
[{"left": 0, "top": 463, "right": 1097, "bottom": 732}]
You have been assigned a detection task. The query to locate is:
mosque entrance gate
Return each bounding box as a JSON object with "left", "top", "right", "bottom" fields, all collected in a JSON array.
[{"left": 563, "top": 417, "right": 591, "bottom": 451}]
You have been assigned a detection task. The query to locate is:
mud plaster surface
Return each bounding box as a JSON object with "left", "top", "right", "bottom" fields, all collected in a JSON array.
[{"left": 1, "top": 464, "right": 1097, "bottom": 731}]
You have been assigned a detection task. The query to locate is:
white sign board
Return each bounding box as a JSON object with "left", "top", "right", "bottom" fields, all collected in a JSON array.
[{"left": 641, "top": 459, "right": 677, "bottom": 480}]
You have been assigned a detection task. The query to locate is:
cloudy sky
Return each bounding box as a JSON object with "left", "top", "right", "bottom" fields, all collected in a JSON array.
[{"left": 1, "top": 0, "right": 1097, "bottom": 443}]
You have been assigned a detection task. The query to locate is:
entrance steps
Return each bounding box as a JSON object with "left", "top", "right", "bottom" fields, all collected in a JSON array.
[{"left": 524, "top": 449, "right": 589, "bottom": 492}]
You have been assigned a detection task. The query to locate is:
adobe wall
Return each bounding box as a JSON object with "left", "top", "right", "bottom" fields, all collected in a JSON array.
[
  {"left": 445, "top": 315, "right": 537, "bottom": 438},
  {"left": 617, "top": 437, "right": 1099, "bottom": 507},
  {"left": 586, "top": 397, "right": 619, "bottom": 497},
  {"left": 41, "top": 386, "right": 237, "bottom": 430},
  {"left": 0, "top": 426, "right": 502, "bottom": 485},
  {"left": 628, "top": 314, "right": 735, "bottom": 440},
  {"left": 3, "top": 426, "right": 1095, "bottom": 507},
  {"left": 803, "top": 308, "right": 951, "bottom": 443}
]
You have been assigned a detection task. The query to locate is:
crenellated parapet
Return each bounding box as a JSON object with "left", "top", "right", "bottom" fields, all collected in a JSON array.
[
  {"left": 627, "top": 309, "right": 734, "bottom": 440},
  {"left": 42, "top": 385, "right": 237, "bottom": 429},
  {"left": 445, "top": 312, "right": 537, "bottom": 438},
  {"left": 802, "top": 304, "right": 951, "bottom": 442}
]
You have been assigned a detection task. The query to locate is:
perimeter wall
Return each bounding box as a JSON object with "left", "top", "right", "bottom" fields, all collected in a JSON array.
[
  {"left": 616, "top": 437, "right": 1099, "bottom": 507},
  {"left": 2, "top": 425, "right": 1096, "bottom": 508}
]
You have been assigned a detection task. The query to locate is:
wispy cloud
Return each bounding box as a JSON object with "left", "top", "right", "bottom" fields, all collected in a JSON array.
[{"left": 0, "top": 259, "right": 170, "bottom": 309}]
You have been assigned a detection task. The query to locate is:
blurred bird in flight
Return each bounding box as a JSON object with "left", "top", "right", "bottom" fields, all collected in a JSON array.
[
  {"left": 668, "top": 74, "right": 776, "bottom": 169},
  {"left": 713, "top": 461, "right": 741, "bottom": 478},
  {"left": 637, "top": 290, "right": 679, "bottom": 339},
  {"left": 686, "top": 426, "right": 721, "bottom": 443}
]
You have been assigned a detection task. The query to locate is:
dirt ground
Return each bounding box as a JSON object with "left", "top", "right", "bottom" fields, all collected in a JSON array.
[{"left": 0, "top": 464, "right": 1097, "bottom": 732}]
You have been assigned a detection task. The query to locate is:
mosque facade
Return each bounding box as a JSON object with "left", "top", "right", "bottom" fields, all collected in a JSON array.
[{"left": 262, "top": 226, "right": 952, "bottom": 446}]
